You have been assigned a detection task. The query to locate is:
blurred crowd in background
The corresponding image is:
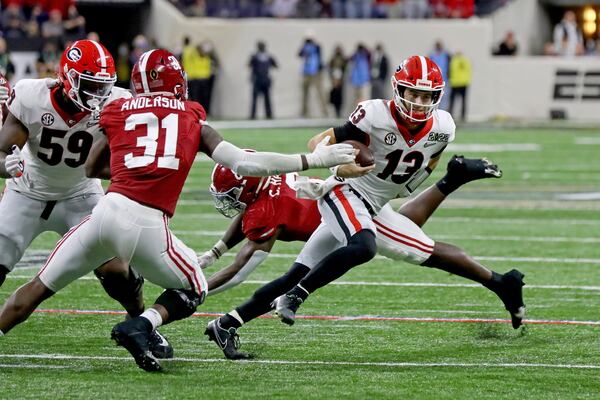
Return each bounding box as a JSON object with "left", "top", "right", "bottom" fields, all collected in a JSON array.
[
  {"left": 169, "top": 0, "right": 509, "bottom": 19},
  {"left": 0, "top": 0, "right": 599, "bottom": 121}
]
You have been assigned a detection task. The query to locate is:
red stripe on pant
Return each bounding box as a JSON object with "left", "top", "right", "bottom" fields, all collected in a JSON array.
[
  {"left": 376, "top": 224, "right": 434, "bottom": 254},
  {"left": 333, "top": 186, "right": 363, "bottom": 232},
  {"left": 374, "top": 219, "right": 434, "bottom": 250},
  {"left": 163, "top": 215, "right": 201, "bottom": 293},
  {"left": 38, "top": 215, "right": 92, "bottom": 276}
]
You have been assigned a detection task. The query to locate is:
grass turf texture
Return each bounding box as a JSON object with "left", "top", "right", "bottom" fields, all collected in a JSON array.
[{"left": 1, "top": 127, "right": 600, "bottom": 399}]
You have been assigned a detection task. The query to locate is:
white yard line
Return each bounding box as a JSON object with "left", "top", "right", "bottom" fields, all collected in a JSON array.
[
  {"left": 170, "top": 229, "right": 600, "bottom": 244},
  {"left": 0, "top": 353, "right": 598, "bottom": 370},
  {"left": 175, "top": 214, "right": 600, "bottom": 226}
]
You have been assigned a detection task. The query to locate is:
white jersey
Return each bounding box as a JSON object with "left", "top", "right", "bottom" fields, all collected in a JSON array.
[
  {"left": 6, "top": 79, "right": 132, "bottom": 200},
  {"left": 346, "top": 99, "right": 455, "bottom": 212}
]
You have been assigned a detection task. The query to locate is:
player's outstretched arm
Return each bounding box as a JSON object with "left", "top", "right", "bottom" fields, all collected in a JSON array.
[
  {"left": 0, "top": 112, "right": 28, "bottom": 178},
  {"left": 198, "top": 213, "right": 246, "bottom": 269},
  {"left": 207, "top": 231, "right": 279, "bottom": 295},
  {"left": 199, "top": 125, "right": 355, "bottom": 176},
  {"left": 85, "top": 134, "right": 111, "bottom": 179}
]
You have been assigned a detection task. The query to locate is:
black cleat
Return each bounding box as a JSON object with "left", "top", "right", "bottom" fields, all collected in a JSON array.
[
  {"left": 149, "top": 329, "right": 173, "bottom": 359},
  {"left": 495, "top": 269, "right": 526, "bottom": 329},
  {"left": 273, "top": 294, "right": 303, "bottom": 326},
  {"left": 204, "top": 319, "right": 251, "bottom": 360},
  {"left": 111, "top": 318, "right": 162, "bottom": 372},
  {"left": 446, "top": 155, "right": 503, "bottom": 184}
]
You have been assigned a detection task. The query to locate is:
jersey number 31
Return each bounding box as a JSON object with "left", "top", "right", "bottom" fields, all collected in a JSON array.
[{"left": 124, "top": 112, "right": 180, "bottom": 170}]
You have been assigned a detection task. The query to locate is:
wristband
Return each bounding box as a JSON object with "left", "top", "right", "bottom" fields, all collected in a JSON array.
[{"left": 210, "top": 240, "right": 228, "bottom": 259}]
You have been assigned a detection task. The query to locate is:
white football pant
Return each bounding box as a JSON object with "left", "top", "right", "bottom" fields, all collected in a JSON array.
[
  {"left": 296, "top": 184, "right": 434, "bottom": 269},
  {"left": 0, "top": 188, "right": 102, "bottom": 270},
  {"left": 38, "top": 192, "right": 206, "bottom": 295}
]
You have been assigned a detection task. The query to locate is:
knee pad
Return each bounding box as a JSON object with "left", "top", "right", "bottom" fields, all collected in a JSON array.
[
  {"left": 156, "top": 289, "right": 205, "bottom": 321},
  {"left": 94, "top": 265, "right": 144, "bottom": 302},
  {"left": 348, "top": 230, "right": 377, "bottom": 262},
  {"left": 0, "top": 265, "right": 9, "bottom": 287}
]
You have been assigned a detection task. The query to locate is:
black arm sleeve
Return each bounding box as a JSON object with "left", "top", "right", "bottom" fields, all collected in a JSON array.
[{"left": 333, "top": 121, "right": 370, "bottom": 145}]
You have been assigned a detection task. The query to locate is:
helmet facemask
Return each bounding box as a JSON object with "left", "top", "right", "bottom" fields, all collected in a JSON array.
[
  {"left": 209, "top": 185, "right": 248, "bottom": 218},
  {"left": 66, "top": 67, "right": 116, "bottom": 112},
  {"left": 392, "top": 76, "right": 443, "bottom": 123}
]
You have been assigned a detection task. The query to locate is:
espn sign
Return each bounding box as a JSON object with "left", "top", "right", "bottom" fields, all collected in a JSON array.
[{"left": 553, "top": 69, "right": 600, "bottom": 100}]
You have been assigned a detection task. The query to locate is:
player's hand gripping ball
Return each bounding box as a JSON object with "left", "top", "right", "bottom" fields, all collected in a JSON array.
[{"left": 343, "top": 140, "right": 374, "bottom": 167}]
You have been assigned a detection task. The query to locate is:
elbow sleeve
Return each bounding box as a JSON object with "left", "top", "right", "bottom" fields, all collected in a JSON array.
[{"left": 211, "top": 141, "right": 303, "bottom": 176}]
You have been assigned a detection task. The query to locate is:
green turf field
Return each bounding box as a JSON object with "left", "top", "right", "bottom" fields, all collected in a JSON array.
[{"left": 2, "top": 127, "right": 600, "bottom": 399}]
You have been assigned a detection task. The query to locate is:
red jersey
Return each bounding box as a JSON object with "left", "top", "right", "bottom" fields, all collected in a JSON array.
[
  {"left": 242, "top": 173, "right": 321, "bottom": 242},
  {"left": 99, "top": 95, "right": 205, "bottom": 216}
]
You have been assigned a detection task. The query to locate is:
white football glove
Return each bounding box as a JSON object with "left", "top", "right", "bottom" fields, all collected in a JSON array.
[
  {"left": 0, "top": 85, "right": 9, "bottom": 104},
  {"left": 305, "top": 136, "right": 356, "bottom": 169},
  {"left": 5, "top": 145, "right": 24, "bottom": 178},
  {"left": 198, "top": 250, "right": 218, "bottom": 269}
]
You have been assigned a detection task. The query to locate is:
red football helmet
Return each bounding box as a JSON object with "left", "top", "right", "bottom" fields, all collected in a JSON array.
[
  {"left": 391, "top": 55, "right": 445, "bottom": 122},
  {"left": 210, "top": 163, "right": 263, "bottom": 218},
  {"left": 0, "top": 73, "right": 10, "bottom": 125},
  {"left": 131, "top": 49, "right": 187, "bottom": 100},
  {"left": 59, "top": 40, "right": 117, "bottom": 112}
]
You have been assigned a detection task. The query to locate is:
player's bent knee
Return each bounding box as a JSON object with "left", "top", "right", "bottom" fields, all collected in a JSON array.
[
  {"left": 376, "top": 235, "right": 434, "bottom": 266},
  {"left": 94, "top": 265, "right": 144, "bottom": 302},
  {"left": 349, "top": 230, "right": 377, "bottom": 262},
  {"left": 0, "top": 234, "right": 24, "bottom": 273},
  {"left": 155, "top": 289, "right": 205, "bottom": 321}
]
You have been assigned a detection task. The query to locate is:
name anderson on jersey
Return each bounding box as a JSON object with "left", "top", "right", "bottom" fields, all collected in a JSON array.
[{"left": 121, "top": 96, "right": 186, "bottom": 111}]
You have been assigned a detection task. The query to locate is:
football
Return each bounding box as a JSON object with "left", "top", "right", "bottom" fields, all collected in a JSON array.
[{"left": 343, "top": 140, "right": 374, "bottom": 167}]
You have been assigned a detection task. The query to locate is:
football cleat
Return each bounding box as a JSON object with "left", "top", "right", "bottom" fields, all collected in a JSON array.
[
  {"left": 273, "top": 293, "right": 303, "bottom": 326},
  {"left": 495, "top": 269, "right": 526, "bottom": 329},
  {"left": 148, "top": 329, "right": 174, "bottom": 359},
  {"left": 204, "top": 319, "right": 251, "bottom": 360},
  {"left": 111, "top": 318, "right": 162, "bottom": 372},
  {"left": 446, "top": 155, "right": 503, "bottom": 184}
]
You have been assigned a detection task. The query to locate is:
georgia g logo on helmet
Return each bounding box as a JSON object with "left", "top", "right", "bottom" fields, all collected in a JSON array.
[{"left": 66, "top": 47, "right": 82, "bottom": 62}]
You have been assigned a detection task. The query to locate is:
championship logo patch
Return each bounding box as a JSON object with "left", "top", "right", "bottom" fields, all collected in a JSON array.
[
  {"left": 384, "top": 132, "right": 397, "bottom": 145},
  {"left": 67, "top": 47, "right": 82, "bottom": 62},
  {"left": 149, "top": 69, "right": 159, "bottom": 80},
  {"left": 41, "top": 113, "right": 55, "bottom": 126}
]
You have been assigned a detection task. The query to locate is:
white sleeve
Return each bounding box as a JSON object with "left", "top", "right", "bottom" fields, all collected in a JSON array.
[
  {"left": 211, "top": 140, "right": 303, "bottom": 176},
  {"left": 207, "top": 250, "right": 270, "bottom": 295}
]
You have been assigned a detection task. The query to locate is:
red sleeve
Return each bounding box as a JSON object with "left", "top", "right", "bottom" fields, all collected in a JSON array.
[
  {"left": 242, "top": 199, "right": 278, "bottom": 242},
  {"left": 187, "top": 101, "right": 206, "bottom": 122},
  {"left": 99, "top": 99, "right": 124, "bottom": 133}
]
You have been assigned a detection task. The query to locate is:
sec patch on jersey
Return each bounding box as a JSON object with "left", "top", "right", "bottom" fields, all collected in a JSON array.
[{"left": 343, "top": 140, "right": 374, "bottom": 167}]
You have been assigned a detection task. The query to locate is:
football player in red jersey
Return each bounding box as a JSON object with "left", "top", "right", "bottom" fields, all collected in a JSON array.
[
  {"left": 0, "top": 41, "right": 174, "bottom": 358},
  {"left": 0, "top": 49, "right": 355, "bottom": 372}
]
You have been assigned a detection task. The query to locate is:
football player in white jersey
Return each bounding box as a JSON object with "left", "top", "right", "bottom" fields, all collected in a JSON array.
[
  {"left": 204, "top": 56, "right": 526, "bottom": 360},
  {"left": 267, "top": 56, "right": 525, "bottom": 329},
  {"left": 0, "top": 40, "right": 172, "bottom": 358}
]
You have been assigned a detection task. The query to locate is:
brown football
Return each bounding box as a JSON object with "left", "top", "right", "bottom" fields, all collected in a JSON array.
[{"left": 343, "top": 140, "right": 374, "bottom": 167}]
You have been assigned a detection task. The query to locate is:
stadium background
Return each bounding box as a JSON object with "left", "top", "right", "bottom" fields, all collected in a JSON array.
[{"left": 2, "top": 1, "right": 600, "bottom": 399}]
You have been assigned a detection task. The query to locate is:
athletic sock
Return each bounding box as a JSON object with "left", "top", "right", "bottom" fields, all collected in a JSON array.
[
  {"left": 482, "top": 271, "right": 504, "bottom": 292},
  {"left": 220, "top": 312, "right": 242, "bottom": 330},
  {"left": 140, "top": 308, "right": 163, "bottom": 331},
  {"left": 288, "top": 285, "right": 310, "bottom": 301}
]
